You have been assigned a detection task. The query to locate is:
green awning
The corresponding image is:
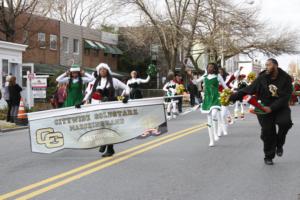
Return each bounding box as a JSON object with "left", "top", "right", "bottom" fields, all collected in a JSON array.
[
  {"left": 102, "top": 43, "right": 115, "bottom": 54},
  {"left": 111, "top": 46, "right": 123, "bottom": 55},
  {"left": 34, "top": 64, "right": 68, "bottom": 76},
  {"left": 94, "top": 41, "right": 106, "bottom": 50},
  {"left": 84, "top": 40, "right": 123, "bottom": 55},
  {"left": 84, "top": 40, "right": 100, "bottom": 49},
  {"left": 102, "top": 43, "right": 123, "bottom": 55}
]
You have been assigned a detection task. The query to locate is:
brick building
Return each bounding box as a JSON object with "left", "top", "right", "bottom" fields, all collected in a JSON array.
[
  {"left": 20, "top": 15, "right": 60, "bottom": 66},
  {"left": 82, "top": 31, "right": 123, "bottom": 72},
  {"left": 0, "top": 14, "right": 123, "bottom": 75},
  {"left": 0, "top": 14, "right": 61, "bottom": 72}
]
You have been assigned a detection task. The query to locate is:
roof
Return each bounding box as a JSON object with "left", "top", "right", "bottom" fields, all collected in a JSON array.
[{"left": 34, "top": 64, "right": 68, "bottom": 75}]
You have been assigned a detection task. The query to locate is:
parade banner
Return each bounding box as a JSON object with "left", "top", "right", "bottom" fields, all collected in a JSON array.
[{"left": 28, "top": 98, "right": 167, "bottom": 154}]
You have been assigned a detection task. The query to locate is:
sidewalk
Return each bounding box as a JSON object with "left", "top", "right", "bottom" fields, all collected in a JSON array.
[{"left": 0, "top": 120, "right": 28, "bottom": 133}]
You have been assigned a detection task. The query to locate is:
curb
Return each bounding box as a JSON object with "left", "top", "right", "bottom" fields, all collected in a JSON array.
[{"left": 0, "top": 126, "right": 29, "bottom": 133}]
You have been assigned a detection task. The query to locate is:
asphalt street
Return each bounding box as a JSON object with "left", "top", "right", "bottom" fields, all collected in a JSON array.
[{"left": 0, "top": 105, "right": 299, "bottom": 200}]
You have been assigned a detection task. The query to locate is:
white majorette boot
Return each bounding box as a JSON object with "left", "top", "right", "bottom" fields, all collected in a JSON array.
[
  {"left": 234, "top": 110, "right": 239, "bottom": 119},
  {"left": 212, "top": 119, "right": 220, "bottom": 142},
  {"left": 207, "top": 124, "right": 215, "bottom": 147},
  {"left": 221, "top": 123, "right": 228, "bottom": 136},
  {"left": 217, "top": 112, "right": 223, "bottom": 137}
]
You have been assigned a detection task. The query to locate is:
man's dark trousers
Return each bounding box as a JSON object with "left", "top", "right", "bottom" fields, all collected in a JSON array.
[{"left": 257, "top": 107, "right": 293, "bottom": 159}]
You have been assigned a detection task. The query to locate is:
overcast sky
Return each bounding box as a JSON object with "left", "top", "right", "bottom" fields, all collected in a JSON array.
[
  {"left": 113, "top": 0, "right": 300, "bottom": 69},
  {"left": 257, "top": 0, "right": 300, "bottom": 69}
]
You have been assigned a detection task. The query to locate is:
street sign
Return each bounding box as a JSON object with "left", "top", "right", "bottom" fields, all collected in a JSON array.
[
  {"left": 32, "top": 88, "right": 47, "bottom": 99},
  {"left": 31, "top": 76, "right": 49, "bottom": 99},
  {"left": 31, "top": 77, "right": 47, "bottom": 88},
  {"left": 28, "top": 73, "right": 36, "bottom": 80}
]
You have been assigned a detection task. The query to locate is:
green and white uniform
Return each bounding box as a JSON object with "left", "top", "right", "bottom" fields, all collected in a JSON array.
[
  {"left": 196, "top": 74, "right": 227, "bottom": 113},
  {"left": 195, "top": 73, "right": 228, "bottom": 147},
  {"left": 56, "top": 72, "right": 94, "bottom": 107}
]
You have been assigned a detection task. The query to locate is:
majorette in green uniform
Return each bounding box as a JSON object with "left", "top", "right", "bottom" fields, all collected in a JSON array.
[
  {"left": 201, "top": 74, "right": 222, "bottom": 113},
  {"left": 56, "top": 64, "right": 94, "bottom": 107},
  {"left": 195, "top": 63, "right": 228, "bottom": 147}
]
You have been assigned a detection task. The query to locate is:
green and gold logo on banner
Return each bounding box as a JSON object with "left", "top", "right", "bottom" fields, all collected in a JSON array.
[{"left": 36, "top": 128, "right": 64, "bottom": 149}]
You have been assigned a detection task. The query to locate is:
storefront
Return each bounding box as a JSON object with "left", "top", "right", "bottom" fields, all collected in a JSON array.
[{"left": 0, "top": 41, "right": 27, "bottom": 108}]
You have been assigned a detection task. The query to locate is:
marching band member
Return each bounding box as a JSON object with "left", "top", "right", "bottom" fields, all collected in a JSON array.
[
  {"left": 218, "top": 68, "right": 236, "bottom": 135},
  {"left": 81, "top": 63, "right": 130, "bottom": 157},
  {"left": 218, "top": 67, "right": 244, "bottom": 134},
  {"left": 232, "top": 71, "right": 248, "bottom": 120},
  {"left": 127, "top": 71, "right": 150, "bottom": 99},
  {"left": 196, "top": 63, "right": 228, "bottom": 147},
  {"left": 163, "top": 72, "right": 179, "bottom": 120},
  {"left": 290, "top": 76, "right": 298, "bottom": 105},
  {"left": 174, "top": 73, "right": 184, "bottom": 113},
  {"left": 56, "top": 64, "right": 94, "bottom": 107},
  {"left": 294, "top": 79, "right": 300, "bottom": 104},
  {"left": 247, "top": 72, "right": 257, "bottom": 111}
]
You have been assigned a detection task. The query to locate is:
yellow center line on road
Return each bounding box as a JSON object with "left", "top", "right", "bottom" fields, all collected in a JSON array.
[
  {"left": 0, "top": 124, "right": 207, "bottom": 200},
  {"left": 15, "top": 126, "right": 206, "bottom": 200}
]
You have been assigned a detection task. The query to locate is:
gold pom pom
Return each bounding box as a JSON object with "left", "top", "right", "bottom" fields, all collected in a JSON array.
[
  {"left": 176, "top": 84, "right": 185, "bottom": 95},
  {"left": 117, "top": 96, "right": 125, "bottom": 101},
  {"left": 220, "top": 88, "right": 233, "bottom": 106},
  {"left": 247, "top": 72, "right": 256, "bottom": 83}
]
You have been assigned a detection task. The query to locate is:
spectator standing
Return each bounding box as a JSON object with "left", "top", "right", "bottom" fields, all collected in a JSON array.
[{"left": 8, "top": 76, "right": 22, "bottom": 123}]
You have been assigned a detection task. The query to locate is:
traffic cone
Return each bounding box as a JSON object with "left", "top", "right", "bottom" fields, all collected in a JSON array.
[{"left": 16, "top": 98, "right": 28, "bottom": 126}]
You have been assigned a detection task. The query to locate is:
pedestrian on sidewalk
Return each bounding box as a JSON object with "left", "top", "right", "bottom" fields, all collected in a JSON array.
[
  {"left": 8, "top": 76, "right": 22, "bottom": 123},
  {"left": 230, "top": 58, "right": 293, "bottom": 165},
  {"left": 187, "top": 72, "right": 199, "bottom": 107},
  {"left": 3, "top": 75, "right": 12, "bottom": 122},
  {"left": 56, "top": 64, "right": 94, "bottom": 107}
]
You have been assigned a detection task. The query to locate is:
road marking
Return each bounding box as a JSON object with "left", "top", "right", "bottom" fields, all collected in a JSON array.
[
  {"left": 15, "top": 126, "right": 206, "bottom": 200},
  {"left": 0, "top": 124, "right": 206, "bottom": 200}
]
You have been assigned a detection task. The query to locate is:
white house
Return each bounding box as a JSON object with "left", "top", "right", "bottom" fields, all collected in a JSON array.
[{"left": 0, "top": 41, "right": 28, "bottom": 108}]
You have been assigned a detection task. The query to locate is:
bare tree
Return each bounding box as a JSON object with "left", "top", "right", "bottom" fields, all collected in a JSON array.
[
  {"left": 0, "top": 0, "right": 42, "bottom": 42},
  {"left": 119, "top": 25, "right": 157, "bottom": 53},
  {"left": 118, "top": 0, "right": 200, "bottom": 72},
  {"left": 47, "top": 0, "right": 114, "bottom": 28},
  {"left": 182, "top": 0, "right": 205, "bottom": 72},
  {"left": 194, "top": 0, "right": 300, "bottom": 67},
  {"left": 119, "top": 0, "right": 299, "bottom": 72}
]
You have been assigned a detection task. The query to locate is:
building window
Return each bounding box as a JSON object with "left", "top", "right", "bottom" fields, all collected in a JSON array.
[
  {"left": 104, "top": 53, "right": 108, "bottom": 57},
  {"left": 38, "top": 32, "right": 46, "bottom": 48},
  {"left": 112, "top": 54, "right": 116, "bottom": 58},
  {"left": 50, "top": 35, "right": 57, "bottom": 50},
  {"left": 73, "top": 39, "right": 79, "bottom": 54},
  {"left": 63, "top": 37, "right": 69, "bottom": 53}
]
